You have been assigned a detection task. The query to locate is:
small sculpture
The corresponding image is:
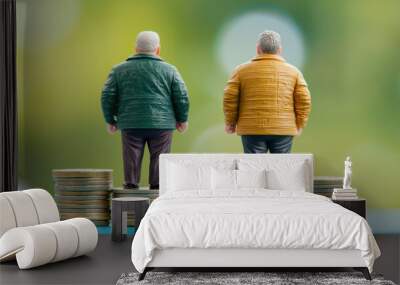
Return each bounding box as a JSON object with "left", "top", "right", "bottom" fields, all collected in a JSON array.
[{"left": 343, "top": 156, "right": 352, "bottom": 189}]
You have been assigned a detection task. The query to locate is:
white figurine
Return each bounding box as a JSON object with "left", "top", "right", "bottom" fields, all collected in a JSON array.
[{"left": 343, "top": 156, "right": 352, "bottom": 189}]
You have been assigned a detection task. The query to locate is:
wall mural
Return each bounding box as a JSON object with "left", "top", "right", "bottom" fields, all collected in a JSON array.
[{"left": 16, "top": 0, "right": 400, "bottom": 232}]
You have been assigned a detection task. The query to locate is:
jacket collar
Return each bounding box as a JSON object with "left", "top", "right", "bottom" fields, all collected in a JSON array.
[
  {"left": 127, "top": 53, "right": 163, "bottom": 61},
  {"left": 252, "top": 54, "right": 285, "bottom": 62}
]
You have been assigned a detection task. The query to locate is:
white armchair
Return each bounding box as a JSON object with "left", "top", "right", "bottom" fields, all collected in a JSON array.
[{"left": 0, "top": 189, "right": 98, "bottom": 269}]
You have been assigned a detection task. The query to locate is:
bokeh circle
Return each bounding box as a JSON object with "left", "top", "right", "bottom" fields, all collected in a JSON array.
[{"left": 216, "top": 11, "right": 306, "bottom": 74}]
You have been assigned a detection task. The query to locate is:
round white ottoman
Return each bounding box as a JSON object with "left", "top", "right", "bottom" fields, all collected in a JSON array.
[
  {"left": 0, "top": 189, "right": 98, "bottom": 269},
  {"left": 0, "top": 218, "right": 98, "bottom": 269}
]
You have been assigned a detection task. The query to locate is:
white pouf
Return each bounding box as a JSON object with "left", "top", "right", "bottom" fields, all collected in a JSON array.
[
  {"left": 24, "top": 188, "right": 60, "bottom": 224},
  {"left": 1, "top": 191, "right": 40, "bottom": 227},
  {"left": 0, "top": 226, "right": 57, "bottom": 268},
  {"left": 42, "top": 221, "right": 79, "bottom": 262},
  {"left": 65, "top": 218, "right": 98, "bottom": 257},
  {"left": 0, "top": 196, "right": 17, "bottom": 237},
  {"left": 0, "top": 189, "right": 98, "bottom": 269}
]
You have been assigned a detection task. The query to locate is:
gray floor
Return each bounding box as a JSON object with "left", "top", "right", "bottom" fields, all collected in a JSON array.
[
  {"left": 374, "top": 235, "right": 400, "bottom": 284},
  {"left": 1, "top": 235, "right": 399, "bottom": 285},
  {"left": 0, "top": 235, "right": 134, "bottom": 285}
]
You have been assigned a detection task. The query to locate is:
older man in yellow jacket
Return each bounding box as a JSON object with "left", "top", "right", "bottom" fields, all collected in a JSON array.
[{"left": 223, "top": 30, "right": 311, "bottom": 153}]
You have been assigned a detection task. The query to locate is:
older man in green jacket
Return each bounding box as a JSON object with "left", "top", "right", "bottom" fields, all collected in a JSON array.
[{"left": 101, "top": 31, "right": 189, "bottom": 189}]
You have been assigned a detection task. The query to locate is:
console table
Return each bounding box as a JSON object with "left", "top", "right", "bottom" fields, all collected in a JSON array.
[
  {"left": 112, "top": 188, "right": 159, "bottom": 226},
  {"left": 111, "top": 197, "right": 149, "bottom": 241}
]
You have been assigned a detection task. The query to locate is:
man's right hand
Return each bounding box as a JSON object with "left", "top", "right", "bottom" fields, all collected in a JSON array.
[
  {"left": 107, "top": 124, "right": 118, "bottom": 134},
  {"left": 176, "top": 122, "right": 188, "bottom": 133},
  {"left": 296, "top": 128, "right": 303, "bottom": 136}
]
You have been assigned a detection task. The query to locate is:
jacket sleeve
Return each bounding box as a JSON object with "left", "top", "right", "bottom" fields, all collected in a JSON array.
[
  {"left": 223, "top": 67, "right": 240, "bottom": 125},
  {"left": 101, "top": 68, "right": 118, "bottom": 125},
  {"left": 171, "top": 68, "right": 189, "bottom": 123},
  {"left": 293, "top": 71, "right": 311, "bottom": 129}
]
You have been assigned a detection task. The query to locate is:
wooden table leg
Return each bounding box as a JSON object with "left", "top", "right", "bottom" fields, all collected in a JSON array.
[
  {"left": 112, "top": 201, "right": 123, "bottom": 241},
  {"left": 121, "top": 210, "right": 127, "bottom": 240}
]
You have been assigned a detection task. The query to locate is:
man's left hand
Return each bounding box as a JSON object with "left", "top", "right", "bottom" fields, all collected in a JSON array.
[
  {"left": 107, "top": 124, "right": 118, "bottom": 134},
  {"left": 225, "top": 124, "right": 236, "bottom": 134}
]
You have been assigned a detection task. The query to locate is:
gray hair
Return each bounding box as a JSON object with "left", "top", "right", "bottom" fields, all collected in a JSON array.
[
  {"left": 136, "top": 31, "right": 160, "bottom": 53},
  {"left": 257, "top": 31, "right": 282, "bottom": 54}
]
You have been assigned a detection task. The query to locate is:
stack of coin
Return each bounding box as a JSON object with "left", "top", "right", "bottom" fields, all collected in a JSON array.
[
  {"left": 112, "top": 188, "right": 159, "bottom": 226},
  {"left": 314, "top": 176, "right": 343, "bottom": 198},
  {"left": 52, "top": 169, "right": 113, "bottom": 226}
]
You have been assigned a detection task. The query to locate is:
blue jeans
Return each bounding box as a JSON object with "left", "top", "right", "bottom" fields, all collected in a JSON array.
[{"left": 241, "top": 135, "right": 293, "bottom": 153}]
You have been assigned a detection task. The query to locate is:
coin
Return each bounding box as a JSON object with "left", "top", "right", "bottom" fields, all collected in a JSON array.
[
  {"left": 54, "top": 191, "right": 110, "bottom": 196},
  {"left": 55, "top": 185, "right": 112, "bottom": 191},
  {"left": 55, "top": 200, "right": 109, "bottom": 206},
  {"left": 60, "top": 213, "right": 110, "bottom": 220},
  {"left": 52, "top": 169, "right": 113, "bottom": 178},
  {"left": 58, "top": 204, "right": 109, "bottom": 209},
  {"left": 58, "top": 208, "right": 109, "bottom": 213}
]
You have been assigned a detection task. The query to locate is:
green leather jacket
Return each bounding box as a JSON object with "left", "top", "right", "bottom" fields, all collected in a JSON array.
[{"left": 101, "top": 54, "right": 189, "bottom": 130}]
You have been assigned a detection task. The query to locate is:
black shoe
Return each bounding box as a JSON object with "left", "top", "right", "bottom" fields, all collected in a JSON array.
[
  {"left": 149, "top": 184, "right": 159, "bottom": 190},
  {"left": 123, "top": 183, "right": 139, "bottom": 190}
]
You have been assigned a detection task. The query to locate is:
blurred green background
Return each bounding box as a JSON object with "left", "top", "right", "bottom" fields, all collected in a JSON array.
[{"left": 16, "top": 0, "right": 400, "bottom": 213}]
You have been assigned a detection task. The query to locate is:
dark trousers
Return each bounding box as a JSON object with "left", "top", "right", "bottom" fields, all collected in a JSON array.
[
  {"left": 122, "top": 129, "right": 173, "bottom": 186},
  {"left": 241, "top": 135, "right": 293, "bottom": 154}
]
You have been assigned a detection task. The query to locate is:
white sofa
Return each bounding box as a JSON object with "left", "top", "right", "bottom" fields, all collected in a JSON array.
[{"left": 0, "top": 189, "right": 98, "bottom": 269}]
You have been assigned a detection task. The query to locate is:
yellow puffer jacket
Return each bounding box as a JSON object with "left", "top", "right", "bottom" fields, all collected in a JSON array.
[{"left": 223, "top": 54, "right": 311, "bottom": 136}]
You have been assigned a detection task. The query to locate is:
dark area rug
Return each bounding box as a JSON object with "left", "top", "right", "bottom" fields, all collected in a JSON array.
[{"left": 116, "top": 271, "right": 396, "bottom": 285}]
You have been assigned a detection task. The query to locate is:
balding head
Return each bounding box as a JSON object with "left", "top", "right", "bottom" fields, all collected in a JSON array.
[{"left": 135, "top": 31, "right": 160, "bottom": 54}]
